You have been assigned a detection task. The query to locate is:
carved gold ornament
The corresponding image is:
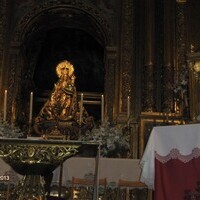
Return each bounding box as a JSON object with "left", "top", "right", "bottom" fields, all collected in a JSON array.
[{"left": 0, "top": 138, "right": 98, "bottom": 200}]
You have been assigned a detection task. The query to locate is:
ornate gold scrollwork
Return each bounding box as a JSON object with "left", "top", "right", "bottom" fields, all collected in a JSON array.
[{"left": 0, "top": 138, "right": 97, "bottom": 200}]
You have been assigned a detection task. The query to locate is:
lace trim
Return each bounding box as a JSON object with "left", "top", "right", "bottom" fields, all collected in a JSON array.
[
  {"left": 155, "top": 148, "right": 200, "bottom": 163},
  {"left": 140, "top": 176, "right": 154, "bottom": 190}
]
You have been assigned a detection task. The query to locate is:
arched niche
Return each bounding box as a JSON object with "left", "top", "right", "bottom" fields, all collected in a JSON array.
[
  {"left": 30, "top": 27, "right": 105, "bottom": 120},
  {"left": 5, "top": 2, "right": 117, "bottom": 125},
  {"left": 32, "top": 28, "right": 104, "bottom": 93}
]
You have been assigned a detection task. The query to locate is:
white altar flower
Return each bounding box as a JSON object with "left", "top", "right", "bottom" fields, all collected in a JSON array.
[
  {"left": 79, "top": 121, "right": 130, "bottom": 158},
  {"left": 0, "top": 120, "right": 24, "bottom": 138},
  {"left": 173, "top": 64, "right": 188, "bottom": 99}
]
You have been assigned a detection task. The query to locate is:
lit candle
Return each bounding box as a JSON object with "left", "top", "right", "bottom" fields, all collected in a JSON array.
[
  {"left": 11, "top": 101, "right": 16, "bottom": 125},
  {"left": 127, "top": 96, "right": 130, "bottom": 119},
  {"left": 79, "top": 93, "right": 83, "bottom": 125},
  {"left": 3, "top": 90, "right": 7, "bottom": 122},
  {"left": 101, "top": 94, "right": 104, "bottom": 124},
  {"left": 29, "top": 92, "right": 33, "bottom": 124}
]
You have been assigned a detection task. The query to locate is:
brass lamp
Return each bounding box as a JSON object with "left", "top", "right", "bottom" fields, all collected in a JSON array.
[{"left": 193, "top": 60, "right": 200, "bottom": 74}]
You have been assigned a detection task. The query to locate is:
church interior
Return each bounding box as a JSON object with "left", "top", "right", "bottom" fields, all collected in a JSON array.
[{"left": 0, "top": 0, "right": 200, "bottom": 199}]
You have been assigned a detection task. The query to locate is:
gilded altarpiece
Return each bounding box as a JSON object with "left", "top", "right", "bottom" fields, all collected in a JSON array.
[
  {"left": 0, "top": 0, "right": 191, "bottom": 161},
  {"left": 2, "top": 0, "right": 115, "bottom": 122},
  {"left": 0, "top": 0, "right": 136, "bottom": 126},
  {"left": 138, "top": 0, "right": 188, "bottom": 157},
  {"left": 0, "top": 1, "right": 194, "bottom": 199}
]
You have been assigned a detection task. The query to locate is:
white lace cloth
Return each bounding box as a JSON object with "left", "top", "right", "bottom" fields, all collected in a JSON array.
[{"left": 140, "top": 123, "right": 200, "bottom": 189}]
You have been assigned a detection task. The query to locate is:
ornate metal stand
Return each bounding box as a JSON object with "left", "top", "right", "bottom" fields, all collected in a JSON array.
[
  {"left": 15, "top": 175, "right": 45, "bottom": 200},
  {"left": 0, "top": 138, "right": 98, "bottom": 200}
]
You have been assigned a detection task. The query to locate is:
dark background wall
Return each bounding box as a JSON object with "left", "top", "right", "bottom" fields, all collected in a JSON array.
[{"left": 32, "top": 28, "right": 104, "bottom": 93}]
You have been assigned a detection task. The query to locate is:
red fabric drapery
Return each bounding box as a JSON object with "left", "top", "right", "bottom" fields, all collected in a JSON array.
[{"left": 154, "top": 156, "right": 200, "bottom": 200}]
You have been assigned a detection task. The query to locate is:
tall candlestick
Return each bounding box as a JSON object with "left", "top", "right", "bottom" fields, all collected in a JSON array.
[
  {"left": 29, "top": 92, "right": 33, "bottom": 124},
  {"left": 101, "top": 94, "right": 104, "bottom": 124},
  {"left": 3, "top": 90, "right": 7, "bottom": 122},
  {"left": 127, "top": 96, "right": 130, "bottom": 119},
  {"left": 79, "top": 93, "right": 83, "bottom": 125}
]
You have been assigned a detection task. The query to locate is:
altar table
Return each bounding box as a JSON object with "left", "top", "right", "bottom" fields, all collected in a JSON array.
[
  {"left": 140, "top": 123, "right": 200, "bottom": 200},
  {"left": 0, "top": 157, "right": 141, "bottom": 185},
  {"left": 52, "top": 157, "right": 141, "bottom": 185}
]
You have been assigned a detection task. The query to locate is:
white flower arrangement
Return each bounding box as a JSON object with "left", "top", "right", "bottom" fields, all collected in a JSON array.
[
  {"left": 79, "top": 121, "right": 130, "bottom": 158},
  {"left": 0, "top": 119, "right": 24, "bottom": 138},
  {"left": 173, "top": 64, "right": 188, "bottom": 98}
]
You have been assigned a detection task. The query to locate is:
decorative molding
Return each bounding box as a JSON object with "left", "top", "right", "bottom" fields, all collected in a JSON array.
[{"left": 13, "top": 0, "right": 112, "bottom": 45}]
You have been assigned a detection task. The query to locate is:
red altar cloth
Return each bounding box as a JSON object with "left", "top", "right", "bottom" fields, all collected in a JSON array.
[
  {"left": 140, "top": 124, "right": 200, "bottom": 200},
  {"left": 155, "top": 155, "right": 200, "bottom": 200}
]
